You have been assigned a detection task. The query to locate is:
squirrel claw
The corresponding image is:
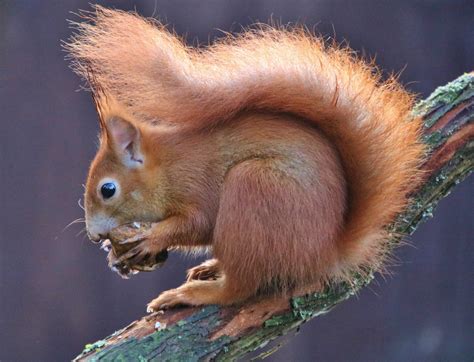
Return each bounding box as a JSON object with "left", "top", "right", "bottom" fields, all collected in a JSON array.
[
  {"left": 121, "top": 232, "right": 148, "bottom": 245},
  {"left": 100, "top": 239, "right": 112, "bottom": 252},
  {"left": 114, "top": 246, "right": 145, "bottom": 266}
]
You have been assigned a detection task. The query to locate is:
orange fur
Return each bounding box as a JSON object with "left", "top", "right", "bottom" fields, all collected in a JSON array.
[{"left": 65, "top": 6, "right": 424, "bottom": 309}]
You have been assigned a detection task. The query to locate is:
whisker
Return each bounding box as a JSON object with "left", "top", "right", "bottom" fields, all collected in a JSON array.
[
  {"left": 63, "top": 218, "right": 85, "bottom": 232},
  {"left": 76, "top": 227, "right": 87, "bottom": 238},
  {"left": 78, "top": 198, "right": 85, "bottom": 211}
]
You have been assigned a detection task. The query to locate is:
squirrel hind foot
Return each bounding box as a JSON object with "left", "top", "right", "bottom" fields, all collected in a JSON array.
[
  {"left": 186, "top": 258, "right": 222, "bottom": 282},
  {"left": 147, "top": 274, "right": 256, "bottom": 311}
]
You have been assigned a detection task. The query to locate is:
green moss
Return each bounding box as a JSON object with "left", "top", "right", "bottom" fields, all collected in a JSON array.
[
  {"left": 264, "top": 314, "right": 294, "bottom": 328},
  {"left": 83, "top": 340, "right": 106, "bottom": 354},
  {"left": 422, "top": 131, "right": 443, "bottom": 147}
]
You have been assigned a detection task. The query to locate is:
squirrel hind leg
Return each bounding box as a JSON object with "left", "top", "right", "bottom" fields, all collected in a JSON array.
[{"left": 212, "top": 156, "right": 343, "bottom": 299}]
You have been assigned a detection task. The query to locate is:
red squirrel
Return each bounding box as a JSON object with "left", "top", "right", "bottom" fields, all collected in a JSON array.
[{"left": 66, "top": 6, "right": 424, "bottom": 312}]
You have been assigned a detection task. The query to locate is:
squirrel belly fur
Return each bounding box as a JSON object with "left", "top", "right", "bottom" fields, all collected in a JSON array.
[{"left": 66, "top": 6, "right": 424, "bottom": 310}]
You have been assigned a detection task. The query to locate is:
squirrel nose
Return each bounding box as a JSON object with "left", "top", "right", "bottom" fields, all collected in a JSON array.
[{"left": 88, "top": 232, "right": 106, "bottom": 243}]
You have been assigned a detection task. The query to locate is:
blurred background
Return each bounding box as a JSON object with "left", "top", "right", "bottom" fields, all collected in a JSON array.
[{"left": 1, "top": 0, "right": 473, "bottom": 361}]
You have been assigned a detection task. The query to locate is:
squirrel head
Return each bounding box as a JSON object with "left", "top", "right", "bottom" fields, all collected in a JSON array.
[{"left": 84, "top": 93, "right": 167, "bottom": 242}]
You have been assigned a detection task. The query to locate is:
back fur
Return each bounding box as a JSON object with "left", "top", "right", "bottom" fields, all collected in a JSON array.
[{"left": 66, "top": 6, "right": 424, "bottom": 283}]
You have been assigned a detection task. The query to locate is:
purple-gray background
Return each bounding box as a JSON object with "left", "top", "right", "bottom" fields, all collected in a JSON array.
[{"left": 1, "top": 1, "right": 473, "bottom": 361}]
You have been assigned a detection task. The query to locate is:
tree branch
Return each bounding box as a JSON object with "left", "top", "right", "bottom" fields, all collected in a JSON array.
[{"left": 74, "top": 73, "right": 474, "bottom": 361}]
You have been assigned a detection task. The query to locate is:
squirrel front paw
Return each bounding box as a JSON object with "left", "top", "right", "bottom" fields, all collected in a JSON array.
[
  {"left": 108, "top": 233, "right": 168, "bottom": 276},
  {"left": 107, "top": 249, "right": 132, "bottom": 278}
]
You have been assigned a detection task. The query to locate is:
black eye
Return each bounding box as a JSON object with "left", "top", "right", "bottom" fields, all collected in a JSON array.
[{"left": 101, "top": 182, "right": 116, "bottom": 199}]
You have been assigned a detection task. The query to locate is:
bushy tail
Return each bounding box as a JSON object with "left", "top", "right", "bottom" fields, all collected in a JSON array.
[{"left": 65, "top": 6, "right": 424, "bottom": 281}]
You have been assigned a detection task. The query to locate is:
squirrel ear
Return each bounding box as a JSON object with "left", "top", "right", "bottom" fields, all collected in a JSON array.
[{"left": 106, "top": 117, "right": 144, "bottom": 168}]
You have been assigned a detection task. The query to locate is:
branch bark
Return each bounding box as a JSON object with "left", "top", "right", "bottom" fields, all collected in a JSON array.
[{"left": 74, "top": 73, "right": 474, "bottom": 361}]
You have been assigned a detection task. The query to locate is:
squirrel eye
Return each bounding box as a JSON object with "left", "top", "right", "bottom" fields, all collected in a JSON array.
[{"left": 100, "top": 182, "right": 116, "bottom": 199}]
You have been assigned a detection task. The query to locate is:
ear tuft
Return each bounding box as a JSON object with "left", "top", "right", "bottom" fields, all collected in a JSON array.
[
  {"left": 108, "top": 117, "right": 136, "bottom": 150},
  {"left": 106, "top": 117, "right": 144, "bottom": 167}
]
